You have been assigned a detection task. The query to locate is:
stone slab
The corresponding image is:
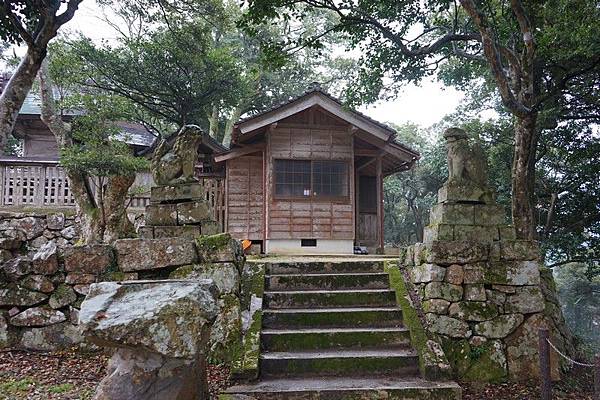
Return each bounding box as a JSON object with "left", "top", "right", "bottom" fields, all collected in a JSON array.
[
  {"left": 150, "top": 183, "right": 205, "bottom": 204},
  {"left": 437, "top": 183, "right": 495, "bottom": 205},
  {"left": 177, "top": 201, "right": 212, "bottom": 225},
  {"left": 145, "top": 204, "right": 178, "bottom": 226},
  {"left": 429, "top": 203, "right": 475, "bottom": 225},
  {"left": 114, "top": 238, "right": 198, "bottom": 272}
]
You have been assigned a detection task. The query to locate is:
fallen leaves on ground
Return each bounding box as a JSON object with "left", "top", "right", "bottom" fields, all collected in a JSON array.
[
  {"left": 0, "top": 348, "right": 230, "bottom": 399},
  {"left": 462, "top": 365, "right": 595, "bottom": 400}
]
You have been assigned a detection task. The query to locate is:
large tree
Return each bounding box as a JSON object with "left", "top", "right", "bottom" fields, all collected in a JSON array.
[
  {"left": 39, "top": 58, "right": 147, "bottom": 244},
  {"left": 0, "top": 0, "right": 83, "bottom": 153},
  {"left": 244, "top": 0, "right": 600, "bottom": 240}
]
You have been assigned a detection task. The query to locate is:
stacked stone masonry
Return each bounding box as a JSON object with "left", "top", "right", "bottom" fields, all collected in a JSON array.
[
  {"left": 139, "top": 182, "right": 221, "bottom": 239},
  {"left": 405, "top": 185, "right": 574, "bottom": 383}
]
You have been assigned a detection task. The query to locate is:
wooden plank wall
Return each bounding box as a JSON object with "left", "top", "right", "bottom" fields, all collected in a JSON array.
[
  {"left": 267, "top": 126, "right": 354, "bottom": 240},
  {"left": 226, "top": 155, "right": 264, "bottom": 240}
]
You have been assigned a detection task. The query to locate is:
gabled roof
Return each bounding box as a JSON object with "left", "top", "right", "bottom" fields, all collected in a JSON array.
[{"left": 231, "top": 87, "right": 419, "bottom": 159}]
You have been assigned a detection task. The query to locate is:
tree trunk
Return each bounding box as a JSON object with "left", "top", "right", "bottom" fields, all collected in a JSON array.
[
  {"left": 38, "top": 58, "right": 135, "bottom": 244},
  {"left": 512, "top": 112, "right": 538, "bottom": 241},
  {"left": 208, "top": 105, "right": 221, "bottom": 142},
  {"left": 0, "top": 48, "right": 46, "bottom": 152},
  {"left": 222, "top": 106, "right": 244, "bottom": 147},
  {"left": 103, "top": 174, "right": 137, "bottom": 243}
]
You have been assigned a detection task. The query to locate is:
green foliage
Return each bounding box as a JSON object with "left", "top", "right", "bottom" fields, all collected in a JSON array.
[
  {"left": 384, "top": 123, "right": 445, "bottom": 245},
  {"left": 554, "top": 263, "right": 600, "bottom": 354},
  {"left": 58, "top": 94, "right": 148, "bottom": 178}
]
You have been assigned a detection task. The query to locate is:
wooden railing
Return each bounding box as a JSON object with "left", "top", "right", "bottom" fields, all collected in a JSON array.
[
  {"left": 0, "top": 157, "right": 150, "bottom": 209},
  {"left": 198, "top": 176, "right": 226, "bottom": 232}
]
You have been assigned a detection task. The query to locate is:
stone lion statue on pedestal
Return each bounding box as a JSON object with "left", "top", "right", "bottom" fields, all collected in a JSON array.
[
  {"left": 151, "top": 125, "right": 204, "bottom": 185},
  {"left": 443, "top": 127, "right": 488, "bottom": 187}
]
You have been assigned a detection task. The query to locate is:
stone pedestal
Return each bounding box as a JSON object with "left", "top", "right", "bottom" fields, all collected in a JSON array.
[
  {"left": 406, "top": 181, "right": 573, "bottom": 382},
  {"left": 142, "top": 183, "right": 221, "bottom": 238}
]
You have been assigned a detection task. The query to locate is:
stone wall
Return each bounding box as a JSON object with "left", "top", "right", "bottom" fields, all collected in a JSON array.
[
  {"left": 1, "top": 220, "right": 245, "bottom": 357},
  {"left": 402, "top": 128, "right": 574, "bottom": 383}
]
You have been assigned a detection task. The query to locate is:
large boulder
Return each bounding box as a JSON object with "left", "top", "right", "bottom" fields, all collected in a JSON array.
[
  {"left": 79, "top": 280, "right": 219, "bottom": 358},
  {"left": 93, "top": 348, "right": 209, "bottom": 400},
  {"left": 170, "top": 263, "right": 240, "bottom": 295},
  {"left": 80, "top": 280, "right": 219, "bottom": 400}
]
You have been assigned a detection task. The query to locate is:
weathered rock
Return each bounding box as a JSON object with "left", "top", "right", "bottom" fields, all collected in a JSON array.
[
  {"left": 62, "top": 245, "right": 114, "bottom": 274},
  {"left": 10, "top": 307, "right": 66, "bottom": 327},
  {"left": 12, "top": 217, "right": 45, "bottom": 239},
  {"left": 46, "top": 213, "right": 65, "bottom": 230},
  {"left": 92, "top": 348, "right": 209, "bottom": 400},
  {"left": 208, "top": 295, "right": 242, "bottom": 362},
  {"left": 448, "top": 301, "right": 498, "bottom": 322},
  {"left": 423, "top": 281, "right": 463, "bottom": 302},
  {"left": 425, "top": 241, "right": 489, "bottom": 265},
  {"left": 152, "top": 226, "right": 202, "bottom": 239},
  {"left": 464, "top": 284, "right": 486, "bottom": 301},
  {"left": 423, "top": 224, "right": 454, "bottom": 242},
  {"left": 21, "top": 275, "right": 54, "bottom": 293},
  {"left": 0, "top": 227, "right": 26, "bottom": 249},
  {"left": 2, "top": 256, "right": 32, "bottom": 281},
  {"left": 429, "top": 203, "right": 475, "bottom": 225},
  {"left": 73, "top": 284, "right": 91, "bottom": 296},
  {"left": 170, "top": 263, "right": 240, "bottom": 295},
  {"left": 31, "top": 241, "right": 59, "bottom": 275},
  {"left": 411, "top": 263, "right": 446, "bottom": 283},
  {"left": 79, "top": 280, "right": 219, "bottom": 358},
  {"left": 474, "top": 314, "right": 524, "bottom": 339},
  {"left": 505, "top": 314, "right": 560, "bottom": 381},
  {"left": 177, "top": 201, "right": 211, "bottom": 225},
  {"left": 115, "top": 238, "right": 198, "bottom": 272},
  {"left": 150, "top": 183, "right": 205, "bottom": 204},
  {"left": 60, "top": 226, "right": 78, "bottom": 240},
  {"left": 497, "top": 240, "right": 539, "bottom": 261},
  {"left": 49, "top": 285, "right": 78, "bottom": 309},
  {"left": 453, "top": 225, "right": 499, "bottom": 242},
  {"left": 426, "top": 314, "right": 471, "bottom": 338},
  {"left": 445, "top": 264, "right": 464, "bottom": 285},
  {"left": 20, "top": 322, "right": 83, "bottom": 351},
  {"left": 30, "top": 235, "right": 49, "bottom": 248},
  {"left": 69, "top": 307, "right": 80, "bottom": 324},
  {"left": 0, "top": 285, "right": 48, "bottom": 306},
  {"left": 441, "top": 337, "right": 507, "bottom": 383},
  {"left": 0, "top": 315, "right": 8, "bottom": 347},
  {"left": 145, "top": 204, "right": 178, "bottom": 226},
  {"left": 195, "top": 233, "right": 244, "bottom": 268},
  {"left": 422, "top": 299, "right": 450, "bottom": 314},
  {"left": 65, "top": 273, "right": 97, "bottom": 285},
  {"left": 506, "top": 261, "right": 540, "bottom": 285},
  {"left": 504, "top": 286, "right": 545, "bottom": 314},
  {"left": 200, "top": 221, "right": 221, "bottom": 235}
]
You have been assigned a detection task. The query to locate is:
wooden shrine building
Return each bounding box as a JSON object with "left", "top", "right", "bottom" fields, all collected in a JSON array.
[{"left": 215, "top": 88, "right": 420, "bottom": 254}]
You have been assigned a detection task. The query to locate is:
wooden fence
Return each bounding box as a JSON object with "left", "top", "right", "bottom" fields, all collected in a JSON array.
[
  {"left": 198, "top": 176, "right": 226, "bottom": 232},
  {"left": 0, "top": 158, "right": 150, "bottom": 209}
]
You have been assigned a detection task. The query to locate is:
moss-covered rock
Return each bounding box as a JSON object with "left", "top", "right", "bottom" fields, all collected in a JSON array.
[
  {"left": 440, "top": 337, "right": 507, "bottom": 383},
  {"left": 208, "top": 294, "right": 242, "bottom": 363},
  {"left": 195, "top": 233, "right": 245, "bottom": 268},
  {"left": 49, "top": 285, "right": 77, "bottom": 309},
  {"left": 385, "top": 261, "right": 451, "bottom": 380}
]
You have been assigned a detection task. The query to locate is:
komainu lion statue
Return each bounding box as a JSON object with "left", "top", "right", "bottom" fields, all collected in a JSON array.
[
  {"left": 443, "top": 127, "right": 488, "bottom": 187},
  {"left": 151, "top": 125, "right": 204, "bottom": 185}
]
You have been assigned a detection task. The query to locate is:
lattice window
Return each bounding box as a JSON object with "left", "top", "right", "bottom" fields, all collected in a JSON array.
[{"left": 273, "top": 159, "right": 348, "bottom": 199}]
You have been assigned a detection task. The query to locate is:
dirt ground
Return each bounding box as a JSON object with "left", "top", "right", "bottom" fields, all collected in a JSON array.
[{"left": 0, "top": 348, "right": 595, "bottom": 399}]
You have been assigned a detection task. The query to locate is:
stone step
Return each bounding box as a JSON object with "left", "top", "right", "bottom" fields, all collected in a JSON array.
[
  {"left": 259, "top": 348, "right": 420, "bottom": 378},
  {"left": 262, "top": 307, "right": 404, "bottom": 329},
  {"left": 266, "top": 261, "right": 384, "bottom": 275},
  {"left": 261, "top": 327, "right": 411, "bottom": 352},
  {"left": 264, "top": 289, "right": 397, "bottom": 309},
  {"left": 266, "top": 272, "right": 390, "bottom": 291},
  {"left": 223, "top": 376, "right": 462, "bottom": 400}
]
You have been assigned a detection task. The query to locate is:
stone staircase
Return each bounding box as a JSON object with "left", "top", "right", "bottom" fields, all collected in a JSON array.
[{"left": 225, "top": 260, "right": 461, "bottom": 399}]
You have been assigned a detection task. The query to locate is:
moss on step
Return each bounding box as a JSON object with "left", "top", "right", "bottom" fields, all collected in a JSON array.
[{"left": 231, "top": 263, "right": 265, "bottom": 381}]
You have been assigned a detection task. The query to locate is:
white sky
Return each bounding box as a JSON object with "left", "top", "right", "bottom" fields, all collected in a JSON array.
[{"left": 22, "top": 1, "right": 466, "bottom": 128}]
